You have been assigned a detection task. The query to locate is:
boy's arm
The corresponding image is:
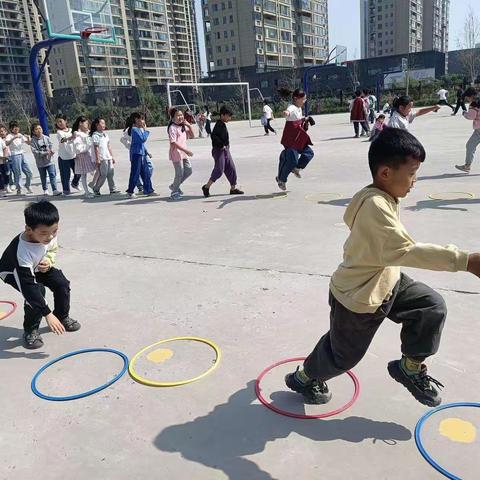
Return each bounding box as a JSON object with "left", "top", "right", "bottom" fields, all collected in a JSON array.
[
  {"left": 108, "top": 142, "right": 115, "bottom": 163},
  {"left": 417, "top": 106, "right": 440, "bottom": 117},
  {"left": 16, "top": 266, "right": 52, "bottom": 316}
]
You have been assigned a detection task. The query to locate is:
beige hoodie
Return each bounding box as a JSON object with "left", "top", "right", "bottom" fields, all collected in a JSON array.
[{"left": 330, "top": 186, "right": 469, "bottom": 314}]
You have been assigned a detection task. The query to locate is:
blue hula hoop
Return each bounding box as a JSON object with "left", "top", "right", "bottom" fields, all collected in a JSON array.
[
  {"left": 31, "top": 348, "right": 129, "bottom": 401},
  {"left": 415, "top": 402, "right": 480, "bottom": 480}
]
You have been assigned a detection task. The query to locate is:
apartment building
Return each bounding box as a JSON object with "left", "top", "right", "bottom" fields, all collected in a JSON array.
[
  {"left": 360, "top": 0, "right": 450, "bottom": 59},
  {"left": 202, "top": 0, "right": 329, "bottom": 73}
]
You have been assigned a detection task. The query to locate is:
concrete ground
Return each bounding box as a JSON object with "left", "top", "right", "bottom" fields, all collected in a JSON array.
[{"left": 1, "top": 108, "right": 479, "bottom": 480}]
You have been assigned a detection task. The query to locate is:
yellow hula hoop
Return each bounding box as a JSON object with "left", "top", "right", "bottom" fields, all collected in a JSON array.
[
  {"left": 128, "top": 336, "right": 221, "bottom": 387},
  {"left": 427, "top": 192, "right": 475, "bottom": 200}
]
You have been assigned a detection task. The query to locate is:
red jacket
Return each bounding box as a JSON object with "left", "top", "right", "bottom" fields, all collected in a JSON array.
[
  {"left": 281, "top": 119, "right": 313, "bottom": 151},
  {"left": 350, "top": 97, "right": 368, "bottom": 122}
]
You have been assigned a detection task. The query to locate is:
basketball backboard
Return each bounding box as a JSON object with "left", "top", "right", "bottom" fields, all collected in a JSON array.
[{"left": 41, "top": 0, "right": 116, "bottom": 43}]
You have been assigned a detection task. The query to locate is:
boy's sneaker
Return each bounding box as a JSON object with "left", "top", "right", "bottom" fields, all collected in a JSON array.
[
  {"left": 84, "top": 192, "right": 95, "bottom": 199},
  {"left": 25, "top": 187, "right": 34, "bottom": 195},
  {"left": 93, "top": 190, "right": 101, "bottom": 196},
  {"left": 171, "top": 191, "right": 181, "bottom": 200},
  {"left": 127, "top": 192, "right": 137, "bottom": 199},
  {"left": 387, "top": 360, "right": 443, "bottom": 407},
  {"left": 292, "top": 168, "right": 302, "bottom": 178},
  {"left": 0, "top": 189, "right": 8, "bottom": 197},
  {"left": 52, "top": 190, "right": 62, "bottom": 196},
  {"left": 230, "top": 187, "right": 244, "bottom": 195},
  {"left": 110, "top": 189, "right": 121, "bottom": 194},
  {"left": 60, "top": 316, "right": 81, "bottom": 332},
  {"left": 455, "top": 164, "right": 471, "bottom": 173},
  {"left": 169, "top": 184, "right": 183, "bottom": 195},
  {"left": 202, "top": 185, "right": 210, "bottom": 198},
  {"left": 145, "top": 191, "right": 158, "bottom": 197},
  {"left": 43, "top": 190, "right": 50, "bottom": 196},
  {"left": 23, "top": 330, "right": 44, "bottom": 350},
  {"left": 8, "top": 185, "right": 15, "bottom": 193},
  {"left": 16, "top": 187, "right": 22, "bottom": 195},
  {"left": 285, "top": 367, "right": 332, "bottom": 405},
  {"left": 276, "top": 177, "right": 287, "bottom": 191}
]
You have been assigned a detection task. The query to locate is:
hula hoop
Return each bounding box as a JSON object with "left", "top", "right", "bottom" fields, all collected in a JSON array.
[
  {"left": 128, "top": 336, "right": 221, "bottom": 387},
  {"left": 427, "top": 192, "right": 474, "bottom": 201},
  {"left": 0, "top": 300, "right": 17, "bottom": 321},
  {"left": 255, "top": 357, "right": 360, "bottom": 419},
  {"left": 415, "top": 402, "right": 480, "bottom": 480},
  {"left": 31, "top": 348, "right": 129, "bottom": 401}
]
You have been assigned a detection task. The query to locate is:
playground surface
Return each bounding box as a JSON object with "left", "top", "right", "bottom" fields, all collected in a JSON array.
[{"left": 0, "top": 110, "right": 479, "bottom": 479}]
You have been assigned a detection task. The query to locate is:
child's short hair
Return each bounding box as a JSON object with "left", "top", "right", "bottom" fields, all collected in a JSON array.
[
  {"left": 24, "top": 201, "right": 59, "bottom": 229},
  {"left": 30, "top": 122, "right": 41, "bottom": 136},
  {"left": 368, "top": 127, "right": 425, "bottom": 177},
  {"left": 8, "top": 121, "right": 19, "bottom": 130},
  {"left": 377, "top": 114, "right": 386, "bottom": 120},
  {"left": 219, "top": 106, "right": 233, "bottom": 116},
  {"left": 292, "top": 88, "right": 306, "bottom": 99}
]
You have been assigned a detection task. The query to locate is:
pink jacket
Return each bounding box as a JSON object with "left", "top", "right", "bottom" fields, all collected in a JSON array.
[{"left": 463, "top": 106, "right": 480, "bottom": 130}]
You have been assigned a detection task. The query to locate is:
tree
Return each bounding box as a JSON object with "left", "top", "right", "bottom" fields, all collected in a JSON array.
[
  {"left": 457, "top": 6, "right": 480, "bottom": 85},
  {"left": 5, "top": 84, "right": 35, "bottom": 129}
]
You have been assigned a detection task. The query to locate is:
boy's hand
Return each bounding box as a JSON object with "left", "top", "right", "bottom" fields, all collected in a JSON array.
[
  {"left": 467, "top": 253, "right": 480, "bottom": 277},
  {"left": 186, "top": 150, "right": 193, "bottom": 157},
  {"left": 45, "top": 313, "right": 65, "bottom": 335},
  {"left": 112, "top": 158, "right": 115, "bottom": 164},
  {"left": 147, "top": 152, "right": 152, "bottom": 159},
  {"left": 37, "top": 260, "right": 51, "bottom": 273}
]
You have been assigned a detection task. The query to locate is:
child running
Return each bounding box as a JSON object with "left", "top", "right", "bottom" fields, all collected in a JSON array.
[
  {"left": 369, "top": 114, "right": 386, "bottom": 142},
  {"left": 5, "top": 122, "right": 33, "bottom": 195},
  {"left": 285, "top": 128, "right": 480, "bottom": 408},
  {"left": 0, "top": 201, "right": 81, "bottom": 349},
  {"left": 276, "top": 89, "right": 315, "bottom": 190},
  {"left": 388, "top": 95, "right": 440, "bottom": 130},
  {"left": 70, "top": 116, "right": 97, "bottom": 198},
  {"left": 90, "top": 117, "right": 120, "bottom": 196},
  {"left": 55, "top": 115, "right": 81, "bottom": 195},
  {"left": 202, "top": 106, "right": 244, "bottom": 197},
  {"left": 126, "top": 112, "right": 155, "bottom": 198},
  {"left": 30, "top": 123, "right": 61, "bottom": 196},
  {"left": 455, "top": 87, "right": 480, "bottom": 173},
  {"left": 168, "top": 108, "right": 194, "bottom": 200}
]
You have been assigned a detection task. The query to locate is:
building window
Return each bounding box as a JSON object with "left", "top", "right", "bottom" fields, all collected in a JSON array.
[
  {"left": 217, "top": 46, "right": 221, "bottom": 52},
  {"left": 217, "top": 59, "right": 223, "bottom": 66},
  {"left": 224, "top": 30, "right": 228, "bottom": 38}
]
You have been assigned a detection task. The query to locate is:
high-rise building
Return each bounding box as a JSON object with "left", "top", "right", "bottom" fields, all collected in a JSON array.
[
  {"left": 202, "top": 0, "right": 329, "bottom": 73},
  {"left": 360, "top": 0, "right": 450, "bottom": 59},
  {"left": 49, "top": 0, "right": 201, "bottom": 92},
  {"left": 0, "top": 0, "right": 53, "bottom": 100}
]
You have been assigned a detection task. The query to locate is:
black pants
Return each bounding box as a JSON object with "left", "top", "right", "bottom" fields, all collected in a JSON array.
[
  {"left": 304, "top": 274, "right": 446, "bottom": 381},
  {"left": 353, "top": 121, "right": 369, "bottom": 136},
  {"left": 0, "top": 163, "right": 9, "bottom": 190},
  {"left": 58, "top": 157, "right": 81, "bottom": 193},
  {"left": 438, "top": 99, "right": 455, "bottom": 111},
  {"left": 7, "top": 268, "right": 71, "bottom": 333},
  {"left": 453, "top": 99, "right": 466, "bottom": 115},
  {"left": 264, "top": 119, "right": 275, "bottom": 134},
  {"left": 205, "top": 120, "right": 211, "bottom": 136}
]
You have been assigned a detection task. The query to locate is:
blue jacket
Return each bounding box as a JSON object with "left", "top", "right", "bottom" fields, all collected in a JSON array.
[{"left": 130, "top": 127, "right": 150, "bottom": 156}]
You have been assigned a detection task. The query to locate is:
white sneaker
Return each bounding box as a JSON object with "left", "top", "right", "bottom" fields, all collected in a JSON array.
[
  {"left": 1, "top": 189, "right": 8, "bottom": 197},
  {"left": 43, "top": 190, "right": 50, "bottom": 196},
  {"left": 8, "top": 185, "right": 15, "bottom": 193},
  {"left": 127, "top": 192, "right": 137, "bottom": 199},
  {"left": 275, "top": 177, "right": 287, "bottom": 191},
  {"left": 292, "top": 168, "right": 302, "bottom": 178},
  {"left": 84, "top": 192, "right": 95, "bottom": 199},
  {"left": 52, "top": 190, "right": 62, "bottom": 196}
]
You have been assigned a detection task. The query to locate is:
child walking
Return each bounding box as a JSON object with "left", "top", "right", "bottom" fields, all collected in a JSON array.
[
  {"left": 285, "top": 128, "right": 480, "bottom": 408},
  {"left": 0, "top": 201, "right": 80, "bottom": 349},
  {"left": 126, "top": 112, "right": 155, "bottom": 198},
  {"left": 168, "top": 108, "right": 194, "bottom": 200},
  {"left": 4, "top": 122, "right": 33, "bottom": 195},
  {"left": 202, "top": 106, "right": 244, "bottom": 197},
  {"left": 350, "top": 90, "right": 370, "bottom": 138},
  {"left": 70, "top": 116, "right": 97, "bottom": 198},
  {"left": 369, "top": 114, "right": 386, "bottom": 142},
  {"left": 455, "top": 87, "right": 480, "bottom": 173},
  {"left": 276, "top": 88, "right": 315, "bottom": 191},
  {"left": 55, "top": 115, "right": 81, "bottom": 195},
  {"left": 30, "top": 123, "right": 61, "bottom": 196},
  {"left": 90, "top": 117, "right": 120, "bottom": 196}
]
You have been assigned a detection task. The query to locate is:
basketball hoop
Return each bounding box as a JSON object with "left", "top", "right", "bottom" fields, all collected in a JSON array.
[{"left": 80, "top": 26, "right": 108, "bottom": 40}]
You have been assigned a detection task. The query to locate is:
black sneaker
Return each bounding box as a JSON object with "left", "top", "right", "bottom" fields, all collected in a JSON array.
[
  {"left": 230, "top": 187, "right": 244, "bottom": 195},
  {"left": 60, "top": 316, "right": 81, "bottom": 332},
  {"left": 285, "top": 367, "right": 332, "bottom": 405},
  {"left": 202, "top": 185, "right": 210, "bottom": 198},
  {"left": 388, "top": 360, "right": 443, "bottom": 407},
  {"left": 23, "top": 330, "right": 44, "bottom": 349}
]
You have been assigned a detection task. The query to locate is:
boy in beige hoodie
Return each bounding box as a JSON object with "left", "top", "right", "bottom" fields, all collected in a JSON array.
[{"left": 286, "top": 127, "right": 479, "bottom": 407}]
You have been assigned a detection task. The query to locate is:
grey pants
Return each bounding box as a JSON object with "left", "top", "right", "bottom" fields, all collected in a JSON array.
[
  {"left": 171, "top": 159, "right": 192, "bottom": 193},
  {"left": 94, "top": 160, "right": 116, "bottom": 193},
  {"left": 465, "top": 129, "right": 480, "bottom": 167},
  {"left": 304, "top": 274, "right": 447, "bottom": 381}
]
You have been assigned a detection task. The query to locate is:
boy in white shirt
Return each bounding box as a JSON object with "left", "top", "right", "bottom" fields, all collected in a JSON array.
[
  {"left": 436, "top": 89, "right": 455, "bottom": 112},
  {"left": 55, "top": 115, "right": 81, "bottom": 195},
  {"left": 4, "top": 122, "right": 33, "bottom": 195},
  {"left": 262, "top": 100, "right": 276, "bottom": 135}
]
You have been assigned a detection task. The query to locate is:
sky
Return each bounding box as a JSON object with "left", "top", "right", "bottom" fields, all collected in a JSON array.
[{"left": 194, "top": 0, "right": 474, "bottom": 74}]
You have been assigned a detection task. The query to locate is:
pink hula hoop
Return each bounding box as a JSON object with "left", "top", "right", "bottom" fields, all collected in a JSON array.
[
  {"left": 255, "top": 357, "right": 361, "bottom": 419},
  {"left": 0, "top": 301, "right": 17, "bottom": 321}
]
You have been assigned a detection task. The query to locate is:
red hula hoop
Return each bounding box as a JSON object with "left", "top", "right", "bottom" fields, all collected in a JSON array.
[{"left": 0, "top": 301, "right": 17, "bottom": 321}]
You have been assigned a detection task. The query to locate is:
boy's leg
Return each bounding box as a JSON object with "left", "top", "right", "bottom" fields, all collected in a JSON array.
[
  {"left": 181, "top": 158, "right": 192, "bottom": 183},
  {"left": 223, "top": 147, "right": 238, "bottom": 187},
  {"left": 10, "top": 155, "right": 22, "bottom": 189},
  {"left": 20, "top": 155, "right": 33, "bottom": 188},
  {"left": 94, "top": 161, "right": 108, "bottom": 191},
  {"left": 278, "top": 148, "right": 298, "bottom": 183},
  {"left": 465, "top": 130, "right": 480, "bottom": 168},
  {"left": 353, "top": 122, "right": 359, "bottom": 136},
  {"left": 47, "top": 164, "right": 58, "bottom": 192},
  {"left": 58, "top": 157, "right": 71, "bottom": 193},
  {"left": 209, "top": 147, "right": 226, "bottom": 183},
  {"left": 35, "top": 269, "right": 71, "bottom": 322},
  {"left": 127, "top": 155, "right": 142, "bottom": 194},
  {"left": 297, "top": 146, "right": 314, "bottom": 170},
  {"left": 386, "top": 274, "right": 446, "bottom": 406},
  {"left": 106, "top": 160, "right": 117, "bottom": 192},
  {"left": 38, "top": 167, "right": 47, "bottom": 191},
  {"left": 139, "top": 156, "right": 153, "bottom": 194}
]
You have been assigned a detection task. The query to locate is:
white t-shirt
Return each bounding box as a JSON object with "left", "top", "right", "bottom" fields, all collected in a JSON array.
[
  {"left": 437, "top": 89, "right": 448, "bottom": 100},
  {"left": 73, "top": 131, "right": 92, "bottom": 155},
  {"left": 17, "top": 234, "right": 57, "bottom": 273},
  {"left": 57, "top": 129, "right": 76, "bottom": 160},
  {"left": 388, "top": 110, "right": 417, "bottom": 130},
  {"left": 263, "top": 105, "right": 273, "bottom": 120},
  {"left": 285, "top": 105, "right": 303, "bottom": 121},
  {"left": 92, "top": 132, "right": 112, "bottom": 161},
  {"left": 6, "top": 133, "right": 27, "bottom": 155}
]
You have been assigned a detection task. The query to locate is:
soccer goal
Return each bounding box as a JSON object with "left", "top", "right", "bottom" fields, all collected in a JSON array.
[{"left": 167, "top": 82, "right": 253, "bottom": 127}]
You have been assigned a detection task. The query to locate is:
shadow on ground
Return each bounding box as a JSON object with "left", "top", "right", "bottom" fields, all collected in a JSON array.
[
  {"left": 317, "top": 198, "right": 352, "bottom": 207},
  {"left": 406, "top": 198, "right": 480, "bottom": 212},
  {"left": 154, "top": 380, "right": 411, "bottom": 480},
  {"left": 0, "top": 325, "right": 49, "bottom": 360}
]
